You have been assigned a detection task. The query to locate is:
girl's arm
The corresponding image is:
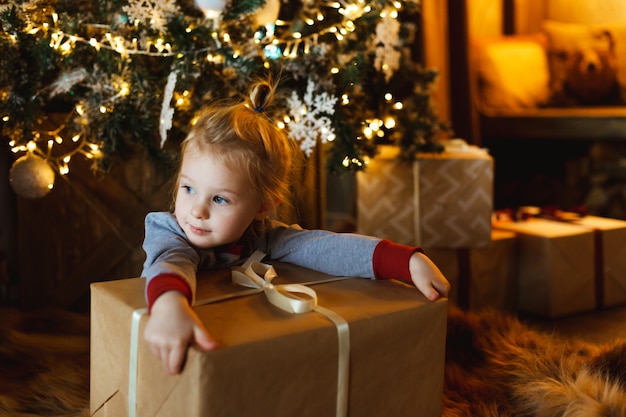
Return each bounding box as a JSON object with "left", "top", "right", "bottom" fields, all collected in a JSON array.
[
  {"left": 258, "top": 223, "right": 449, "bottom": 299},
  {"left": 142, "top": 212, "right": 200, "bottom": 306},
  {"left": 142, "top": 212, "right": 217, "bottom": 375}
]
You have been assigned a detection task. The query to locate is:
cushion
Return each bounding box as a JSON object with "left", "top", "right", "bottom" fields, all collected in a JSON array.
[{"left": 473, "top": 36, "right": 550, "bottom": 110}]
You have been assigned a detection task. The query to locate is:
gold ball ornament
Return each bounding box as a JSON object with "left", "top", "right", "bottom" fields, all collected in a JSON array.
[{"left": 9, "top": 153, "right": 56, "bottom": 198}]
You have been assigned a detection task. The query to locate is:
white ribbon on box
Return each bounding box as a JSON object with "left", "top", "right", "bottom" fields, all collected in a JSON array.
[{"left": 129, "top": 251, "right": 352, "bottom": 417}]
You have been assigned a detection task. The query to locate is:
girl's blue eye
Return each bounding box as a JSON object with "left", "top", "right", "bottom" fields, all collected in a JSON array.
[
  {"left": 213, "top": 195, "right": 228, "bottom": 204},
  {"left": 182, "top": 185, "right": 196, "bottom": 195}
]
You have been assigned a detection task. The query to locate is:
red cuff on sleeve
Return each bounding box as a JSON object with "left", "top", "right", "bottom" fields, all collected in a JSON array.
[
  {"left": 146, "top": 273, "right": 192, "bottom": 311},
  {"left": 372, "top": 240, "right": 424, "bottom": 282}
]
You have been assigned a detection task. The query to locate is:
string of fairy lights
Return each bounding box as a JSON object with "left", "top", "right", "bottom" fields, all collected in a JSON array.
[{"left": 2, "top": 0, "right": 440, "bottom": 198}]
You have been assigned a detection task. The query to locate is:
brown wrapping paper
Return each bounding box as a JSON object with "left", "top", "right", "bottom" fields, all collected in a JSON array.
[
  {"left": 424, "top": 229, "right": 517, "bottom": 312},
  {"left": 566, "top": 215, "right": 626, "bottom": 308},
  {"left": 357, "top": 145, "right": 493, "bottom": 249},
  {"left": 90, "top": 263, "right": 448, "bottom": 417},
  {"left": 493, "top": 218, "right": 596, "bottom": 318}
]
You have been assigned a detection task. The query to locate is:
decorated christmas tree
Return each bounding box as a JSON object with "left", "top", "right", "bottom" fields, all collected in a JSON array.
[{"left": 1, "top": 0, "right": 446, "bottom": 198}]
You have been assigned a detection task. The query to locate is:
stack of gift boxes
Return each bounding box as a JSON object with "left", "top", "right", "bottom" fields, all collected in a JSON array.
[
  {"left": 357, "top": 141, "right": 626, "bottom": 318},
  {"left": 357, "top": 142, "right": 518, "bottom": 312}
]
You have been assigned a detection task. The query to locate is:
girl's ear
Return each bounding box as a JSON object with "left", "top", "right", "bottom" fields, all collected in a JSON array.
[{"left": 255, "top": 198, "right": 280, "bottom": 220}]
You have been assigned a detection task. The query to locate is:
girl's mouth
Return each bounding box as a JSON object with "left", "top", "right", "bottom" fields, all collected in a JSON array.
[{"left": 189, "top": 224, "right": 208, "bottom": 235}]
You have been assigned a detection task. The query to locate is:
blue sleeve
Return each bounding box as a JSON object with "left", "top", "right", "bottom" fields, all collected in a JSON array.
[{"left": 255, "top": 222, "right": 381, "bottom": 279}]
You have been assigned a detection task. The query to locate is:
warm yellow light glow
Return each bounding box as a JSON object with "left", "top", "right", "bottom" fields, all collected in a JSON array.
[
  {"left": 27, "top": 141, "right": 37, "bottom": 152},
  {"left": 369, "top": 119, "right": 382, "bottom": 130},
  {"left": 119, "top": 82, "right": 130, "bottom": 96}
]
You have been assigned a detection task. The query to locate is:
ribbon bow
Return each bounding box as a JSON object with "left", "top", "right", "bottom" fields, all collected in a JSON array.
[{"left": 231, "top": 252, "right": 319, "bottom": 314}]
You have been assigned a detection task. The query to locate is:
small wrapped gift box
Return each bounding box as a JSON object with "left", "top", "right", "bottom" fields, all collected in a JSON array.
[
  {"left": 356, "top": 143, "right": 493, "bottom": 249},
  {"left": 90, "top": 262, "right": 448, "bottom": 417},
  {"left": 493, "top": 218, "right": 597, "bottom": 317},
  {"left": 423, "top": 229, "right": 517, "bottom": 312},
  {"left": 567, "top": 215, "right": 626, "bottom": 308}
]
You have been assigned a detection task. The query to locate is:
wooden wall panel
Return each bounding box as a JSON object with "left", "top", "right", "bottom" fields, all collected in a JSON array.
[{"left": 16, "top": 153, "right": 174, "bottom": 309}]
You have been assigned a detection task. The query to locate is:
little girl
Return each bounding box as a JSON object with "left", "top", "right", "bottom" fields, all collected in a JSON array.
[{"left": 142, "top": 80, "right": 450, "bottom": 375}]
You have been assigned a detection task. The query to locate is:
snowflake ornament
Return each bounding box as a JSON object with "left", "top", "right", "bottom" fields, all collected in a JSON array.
[
  {"left": 286, "top": 79, "right": 337, "bottom": 157},
  {"left": 159, "top": 70, "right": 178, "bottom": 148},
  {"left": 123, "top": 0, "right": 180, "bottom": 32},
  {"left": 48, "top": 68, "right": 88, "bottom": 98},
  {"left": 374, "top": 10, "right": 401, "bottom": 82}
]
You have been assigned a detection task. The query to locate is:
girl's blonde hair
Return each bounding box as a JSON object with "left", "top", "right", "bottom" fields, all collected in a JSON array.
[{"left": 177, "top": 80, "right": 297, "bottom": 212}]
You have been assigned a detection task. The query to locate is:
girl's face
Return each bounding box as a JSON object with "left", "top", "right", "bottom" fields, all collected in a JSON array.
[{"left": 174, "top": 149, "right": 269, "bottom": 249}]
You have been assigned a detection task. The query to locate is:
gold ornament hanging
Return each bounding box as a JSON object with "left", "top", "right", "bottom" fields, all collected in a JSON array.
[{"left": 9, "top": 153, "right": 56, "bottom": 199}]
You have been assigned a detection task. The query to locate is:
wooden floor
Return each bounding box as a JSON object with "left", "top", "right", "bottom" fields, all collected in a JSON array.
[{"left": 524, "top": 304, "right": 626, "bottom": 345}]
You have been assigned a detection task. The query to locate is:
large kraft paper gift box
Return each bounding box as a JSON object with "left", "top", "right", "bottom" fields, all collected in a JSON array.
[
  {"left": 90, "top": 262, "right": 448, "bottom": 417},
  {"left": 357, "top": 143, "right": 493, "bottom": 249},
  {"left": 492, "top": 218, "right": 597, "bottom": 317},
  {"left": 423, "top": 229, "right": 517, "bottom": 312}
]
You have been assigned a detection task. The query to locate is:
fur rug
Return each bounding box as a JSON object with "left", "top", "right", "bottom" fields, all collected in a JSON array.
[
  {"left": 1, "top": 306, "right": 626, "bottom": 417},
  {"left": 0, "top": 308, "right": 90, "bottom": 417},
  {"left": 444, "top": 307, "right": 626, "bottom": 417}
]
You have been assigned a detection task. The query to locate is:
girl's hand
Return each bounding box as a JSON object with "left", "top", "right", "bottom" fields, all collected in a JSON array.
[
  {"left": 144, "top": 291, "right": 218, "bottom": 375},
  {"left": 409, "top": 252, "right": 450, "bottom": 301}
]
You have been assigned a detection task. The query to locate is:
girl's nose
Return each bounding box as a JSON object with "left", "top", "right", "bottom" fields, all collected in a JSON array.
[{"left": 190, "top": 203, "right": 209, "bottom": 219}]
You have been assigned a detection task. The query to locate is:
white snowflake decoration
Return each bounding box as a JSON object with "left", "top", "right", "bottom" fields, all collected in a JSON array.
[
  {"left": 123, "top": 0, "right": 180, "bottom": 32},
  {"left": 286, "top": 79, "right": 337, "bottom": 157},
  {"left": 159, "top": 70, "right": 178, "bottom": 148},
  {"left": 48, "top": 68, "right": 88, "bottom": 98},
  {"left": 374, "top": 10, "right": 401, "bottom": 82}
]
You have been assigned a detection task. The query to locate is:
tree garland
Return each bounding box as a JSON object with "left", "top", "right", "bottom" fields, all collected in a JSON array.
[{"left": 0, "top": 0, "right": 447, "bottom": 198}]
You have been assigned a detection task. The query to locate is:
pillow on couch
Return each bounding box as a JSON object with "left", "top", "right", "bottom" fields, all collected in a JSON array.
[
  {"left": 543, "top": 20, "right": 626, "bottom": 104},
  {"left": 473, "top": 35, "right": 551, "bottom": 111}
]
